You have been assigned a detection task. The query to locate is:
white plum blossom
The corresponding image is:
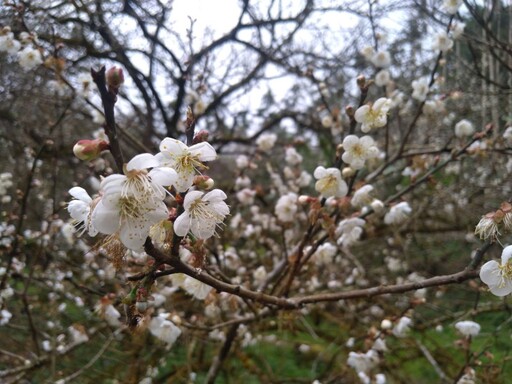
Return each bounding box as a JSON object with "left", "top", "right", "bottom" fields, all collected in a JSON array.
[
  {"left": 275, "top": 192, "right": 298, "bottom": 222},
  {"left": 67, "top": 187, "right": 98, "bottom": 237},
  {"left": 174, "top": 189, "right": 229, "bottom": 239},
  {"left": 101, "top": 304, "right": 122, "bottom": 327},
  {"left": 452, "top": 22, "right": 466, "bottom": 39},
  {"left": 336, "top": 218, "right": 365, "bottom": 248},
  {"left": 342, "top": 135, "right": 380, "bottom": 169},
  {"left": 256, "top": 132, "right": 277, "bottom": 152},
  {"left": 375, "top": 69, "right": 391, "bottom": 87},
  {"left": 457, "top": 368, "right": 476, "bottom": 384},
  {"left": 351, "top": 185, "right": 374, "bottom": 208},
  {"left": 321, "top": 115, "right": 333, "bottom": 128},
  {"left": 503, "top": 126, "right": 512, "bottom": 144},
  {"left": 474, "top": 213, "right": 500, "bottom": 241},
  {"left": 360, "top": 45, "right": 375, "bottom": 60},
  {"left": 371, "top": 50, "right": 391, "bottom": 68},
  {"left": 148, "top": 314, "right": 182, "bottom": 346},
  {"left": 313, "top": 242, "right": 337, "bottom": 265},
  {"left": 384, "top": 202, "right": 412, "bottom": 225},
  {"left": 17, "top": 46, "right": 43, "bottom": 71},
  {"left": 0, "top": 309, "right": 12, "bottom": 326},
  {"left": 68, "top": 325, "right": 89, "bottom": 345},
  {"left": 0, "top": 172, "right": 13, "bottom": 195},
  {"left": 455, "top": 119, "right": 474, "bottom": 138},
  {"left": 443, "top": 0, "right": 463, "bottom": 14},
  {"left": 91, "top": 154, "right": 177, "bottom": 250},
  {"left": 0, "top": 32, "right": 20, "bottom": 54},
  {"left": 313, "top": 166, "right": 348, "bottom": 198},
  {"left": 285, "top": 147, "right": 303, "bottom": 165},
  {"left": 431, "top": 31, "right": 454, "bottom": 52},
  {"left": 253, "top": 266, "right": 267, "bottom": 283},
  {"left": 354, "top": 98, "right": 391, "bottom": 133},
  {"left": 347, "top": 349, "right": 379, "bottom": 374},
  {"left": 412, "top": 78, "right": 430, "bottom": 101},
  {"left": 183, "top": 276, "right": 213, "bottom": 300},
  {"left": 480, "top": 245, "right": 512, "bottom": 296},
  {"left": 236, "top": 188, "right": 256, "bottom": 205},
  {"left": 157, "top": 138, "right": 217, "bottom": 192},
  {"left": 455, "top": 320, "right": 481, "bottom": 337},
  {"left": 393, "top": 316, "right": 412, "bottom": 337},
  {"left": 236, "top": 155, "right": 249, "bottom": 169}
]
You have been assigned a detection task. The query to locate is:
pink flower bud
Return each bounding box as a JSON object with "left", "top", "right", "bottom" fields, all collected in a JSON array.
[
  {"left": 193, "top": 130, "right": 209, "bottom": 144},
  {"left": 73, "top": 139, "right": 109, "bottom": 161},
  {"left": 106, "top": 66, "right": 124, "bottom": 92}
]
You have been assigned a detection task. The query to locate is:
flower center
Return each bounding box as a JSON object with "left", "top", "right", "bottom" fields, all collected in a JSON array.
[
  {"left": 176, "top": 152, "right": 206, "bottom": 175},
  {"left": 498, "top": 260, "right": 512, "bottom": 287},
  {"left": 189, "top": 199, "right": 223, "bottom": 223},
  {"left": 351, "top": 143, "right": 365, "bottom": 158},
  {"left": 119, "top": 196, "right": 145, "bottom": 219},
  {"left": 124, "top": 170, "right": 160, "bottom": 204}
]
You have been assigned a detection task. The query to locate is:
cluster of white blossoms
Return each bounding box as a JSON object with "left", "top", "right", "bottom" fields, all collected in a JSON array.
[
  {"left": 336, "top": 218, "right": 365, "bottom": 248},
  {"left": 148, "top": 314, "right": 182, "bottom": 347},
  {"left": 0, "top": 172, "right": 13, "bottom": 203},
  {"left": 411, "top": 78, "right": 430, "bottom": 101},
  {"left": 0, "top": 27, "right": 42, "bottom": 71},
  {"left": 68, "top": 137, "right": 229, "bottom": 250}
]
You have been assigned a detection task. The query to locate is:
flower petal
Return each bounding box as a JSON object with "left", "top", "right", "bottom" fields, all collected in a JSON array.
[
  {"left": 127, "top": 153, "right": 158, "bottom": 171},
  {"left": 119, "top": 220, "right": 150, "bottom": 250},
  {"left": 313, "top": 166, "right": 327, "bottom": 179},
  {"left": 490, "top": 283, "right": 512, "bottom": 297},
  {"left": 91, "top": 201, "right": 120, "bottom": 234},
  {"left": 203, "top": 189, "right": 227, "bottom": 203},
  {"left": 160, "top": 138, "right": 186, "bottom": 155},
  {"left": 182, "top": 191, "right": 204, "bottom": 210},
  {"left": 191, "top": 217, "right": 216, "bottom": 239},
  {"left": 68, "top": 200, "right": 89, "bottom": 222},
  {"left": 100, "top": 174, "right": 125, "bottom": 193},
  {"left": 174, "top": 211, "right": 191, "bottom": 237},
  {"left": 69, "top": 187, "right": 92, "bottom": 203},
  {"left": 189, "top": 142, "right": 217, "bottom": 162},
  {"left": 479, "top": 260, "right": 500, "bottom": 285},
  {"left": 149, "top": 167, "right": 178, "bottom": 188}
]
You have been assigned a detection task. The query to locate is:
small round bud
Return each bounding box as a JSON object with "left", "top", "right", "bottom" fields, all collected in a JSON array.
[
  {"left": 381, "top": 319, "right": 392, "bottom": 330},
  {"left": 73, "top": 139, "right": 109, "bottom": 161},
  {"left": 356, "top": 75, "right": 366, "bottom": 89},
  {"left": 193, "top": 130, "right": 209, "bottom": 144},
  {"left": 193, "top": 175, "right": 214, "bottom": 190},
  {"left": 298, "top": 195, "right": 311, "bottom": 204},
  {"left": 171, "top": 314, "right": 182, "bottom": 325},
  {"left": 135, "top": 301, "right": 148, "bottom": 313},
  {"left": 342, "top": 167, "right": 355, "bottom": 178},
  {"left": 370, "top": 199, "right": 385, "bottom": 213},
  {"left": 106, "top": 66, "right": 124, "bottom": 93},
  {"left": 321, "top": 115, "right": 333, "bottom": 128},
  {"left": 345, "top": 105, "right": 355, "bottom": 117}
]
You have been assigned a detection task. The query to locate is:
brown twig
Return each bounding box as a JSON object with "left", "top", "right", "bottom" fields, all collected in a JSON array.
[{"left": 91, "top": 66, "right": 124, "bottom": 172}]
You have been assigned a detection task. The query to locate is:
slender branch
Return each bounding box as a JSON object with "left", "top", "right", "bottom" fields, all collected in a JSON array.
[
  {"left": 144, "top": 239, "right": 492, "bottom": 310},
  {"left": 205, "top": 324, "right": 239, "bottom": 384},
  {"left": 91, "top": 66, "right": 124, "bottom": 172}
]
